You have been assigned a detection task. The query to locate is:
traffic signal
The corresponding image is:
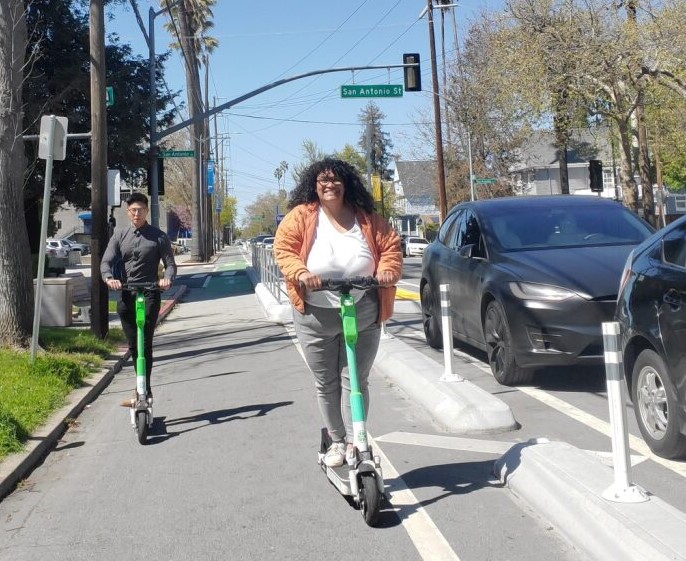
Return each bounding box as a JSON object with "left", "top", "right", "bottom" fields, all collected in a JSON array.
[
  {"left": 148, "top": 156, "right": 165, "bottom": 196},
  {"left": 589, "top": 159, "right": 603, "bottom": 192},
  {"left": 403, "top": 53, "right": 421, "bottom": 92}
]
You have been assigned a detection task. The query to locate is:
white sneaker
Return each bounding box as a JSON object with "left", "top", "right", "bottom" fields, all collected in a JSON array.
[{"left": 324, "top": 441, "right": 346, "bottom": 467}]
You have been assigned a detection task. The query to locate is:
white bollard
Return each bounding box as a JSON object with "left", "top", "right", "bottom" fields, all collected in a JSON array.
[
  {"left": 439, "top": 284, "right": 464, "bottom": 382},
  {"left": 601, "top": 321, "right": 648, "bottom": 503}
]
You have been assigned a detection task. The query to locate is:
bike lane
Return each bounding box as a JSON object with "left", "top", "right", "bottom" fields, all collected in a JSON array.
[{"left": 0, "top": 248, "right": 588, "bottom": 560}]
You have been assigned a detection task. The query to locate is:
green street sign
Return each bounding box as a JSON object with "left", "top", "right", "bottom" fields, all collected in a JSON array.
[
  {"left": 106, "top": 86, "right": 114, "bottom": 107},
  {"left": 341, "top": 85, "right": 403, "bottom": 99},
  {"left": 474, "top": 178, "right": 497, "bottom": 184},
  {"left": 159, "top": 150, "right": 195, "bottom": 158}
]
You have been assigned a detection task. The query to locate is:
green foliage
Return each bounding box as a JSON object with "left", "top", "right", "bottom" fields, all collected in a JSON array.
[
  {"left": 0, "top": 327, "right": 124, "bottom": 459},
  {"left": 22, "top": 0, "right": 177, "bottom": 245},
  {"left": 358, "top": 101, "right": 394, "bottom": 176},
  {"left": 219, "top": 196, "right": 238, "bottom": 228},
  {"left": 334, "top": 144, "right": 367, "bottom": 177}
]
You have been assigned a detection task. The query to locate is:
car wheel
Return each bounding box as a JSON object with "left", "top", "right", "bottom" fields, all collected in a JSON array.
[
  {"left": 483, "top": 300, "right": 532, "bottom": 386},
  {"left": 420, "top": 283, "right": 443, "bottom": 349},
  {"left": 632, "top": 349, "right": 686, "bottom": 459}
]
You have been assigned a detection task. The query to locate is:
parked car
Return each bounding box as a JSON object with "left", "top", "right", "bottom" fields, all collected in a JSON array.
[
  {"left": 260, "top": 236, "right": 275, "bottom": 248},
  {"left": 616, "top": 213, "right": 686, "bottom": 459},
  {"left": 403, "top": 237, "right": 429, "bottom": 257},
  {"left": 420, "top": 195, "right": 654, "bottom": 386},
  {"left": 45, "top": 240, "right": 70, "bottom": 258},
  {"left": 63, "top": 237, "right": 90, "bottom": 255}
]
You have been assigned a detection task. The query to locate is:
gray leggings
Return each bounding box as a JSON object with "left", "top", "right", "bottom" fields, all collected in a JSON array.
[{"left": 292, "top": 293, "right": 381, "bottom": 443}]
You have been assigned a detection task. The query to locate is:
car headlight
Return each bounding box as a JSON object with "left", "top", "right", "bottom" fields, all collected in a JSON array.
[{"left": 508, "top": 282, "right": 586, "bottom": 301}]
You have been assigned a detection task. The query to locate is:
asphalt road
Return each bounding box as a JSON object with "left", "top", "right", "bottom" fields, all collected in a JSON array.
[
  {"left": 0, "top": 249, "right": 591, "bottom": 561},
  {"left": 390, "top": 256, "right": 686, "bottom": 518}
]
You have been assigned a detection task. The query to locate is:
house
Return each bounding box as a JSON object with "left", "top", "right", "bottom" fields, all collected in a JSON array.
[
  {"left": 510, "top": 128, "right": 619, "bottom": 199},
  {"left": 391, "top": 159, "right": 441, "bottom": 236}
]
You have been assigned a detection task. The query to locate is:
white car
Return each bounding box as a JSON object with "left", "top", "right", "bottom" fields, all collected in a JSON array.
[
  {"left": 63, "top": 238, "right": 90, "bottom": 255},
  {"left": 403, "top": 237, "right": 429, "bottom": 257}
]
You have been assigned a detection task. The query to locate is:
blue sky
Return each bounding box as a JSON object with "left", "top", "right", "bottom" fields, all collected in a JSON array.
[{"left": 108, "top": 0, "right": 505, "bottom": 223}]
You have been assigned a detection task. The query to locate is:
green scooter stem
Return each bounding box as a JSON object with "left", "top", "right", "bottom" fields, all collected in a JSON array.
[
  {"left": 135, "top": 291, "right": 147, "bottom": 394},
  {"left": 340, "top": 293, "right": 366, "bottom": 441}
]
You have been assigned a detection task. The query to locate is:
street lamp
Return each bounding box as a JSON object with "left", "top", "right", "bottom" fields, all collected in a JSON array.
[{"left": 128, "top": 0, "right": 181, "bottom": 228}]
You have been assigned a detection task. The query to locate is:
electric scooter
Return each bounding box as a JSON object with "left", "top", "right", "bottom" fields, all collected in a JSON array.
[
  {"left": 314, "top": 276, "right": 385, "bottom": 526},
  {"left": 121, "top": 281, "right": 159, "bottom": 445}
]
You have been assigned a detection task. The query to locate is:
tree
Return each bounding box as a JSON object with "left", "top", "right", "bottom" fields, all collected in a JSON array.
[
  {"left": 358, "top": 101, "right": 394, "bottom": 178},
  {"left": 292, "top": 139, "right": 326, "bottom": 184},
  {"left": 21, "top": 0, "right": 176, "bottom": 250},
  {"left": 0, "top": 0, "right": 32, "bottom": 348},
  {"left": 333, "top": 144, "right": 367, "bottom": 177},
  {"left": 241, "top": 191, "right": 288, "bottom": 237}
]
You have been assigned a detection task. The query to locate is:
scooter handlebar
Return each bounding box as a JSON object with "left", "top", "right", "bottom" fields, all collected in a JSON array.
[
  {"left": 311, "top": 276, "right": 379, "bottom": 292},
  {"left": 120, "top": 281, "right": 161, "bottom": 292}
]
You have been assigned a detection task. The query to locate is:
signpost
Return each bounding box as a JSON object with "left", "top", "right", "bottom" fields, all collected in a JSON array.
[
  {"left": 341, "top": 84, "right": 403, "bottom": 98},
  {"left": 159, "top": 150, "right": 195, "bottom": 158}
]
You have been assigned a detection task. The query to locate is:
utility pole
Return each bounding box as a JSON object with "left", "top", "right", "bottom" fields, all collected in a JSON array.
[
  {"left": 426, "top": 0, "right": 448, "bottom": 223},
  {"left": 89, "top": 0, "right": 109, "bottom": 339}
]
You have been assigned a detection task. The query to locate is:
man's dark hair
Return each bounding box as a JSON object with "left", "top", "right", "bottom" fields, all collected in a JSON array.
[
  {"left": 126, "top": 192, "right": 149, "bottom": 207},
  {"left": 288, "top": 157, "right": 375, "bottom": 213}
]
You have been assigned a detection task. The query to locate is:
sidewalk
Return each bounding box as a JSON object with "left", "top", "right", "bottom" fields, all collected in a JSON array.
[{"left": 4, "top": 251, "right": 686, "bottom": 560}]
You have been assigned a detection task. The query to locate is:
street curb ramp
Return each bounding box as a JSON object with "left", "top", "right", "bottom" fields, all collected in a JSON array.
[
  {"left": 373, "top": 335, "right": 516, "bottom": 434},
  {"left": 495, "top": 440, "right": 686, "bottom": 561}
]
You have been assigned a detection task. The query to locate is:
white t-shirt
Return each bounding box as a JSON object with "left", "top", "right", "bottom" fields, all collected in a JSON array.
[{"left": 305, "top": 207, "right": 375, "bottom": 307}]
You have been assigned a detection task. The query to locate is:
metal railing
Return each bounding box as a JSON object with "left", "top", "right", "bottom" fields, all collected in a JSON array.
[{"left": 251, "top": 245, "right": 287, "bottom": 303}]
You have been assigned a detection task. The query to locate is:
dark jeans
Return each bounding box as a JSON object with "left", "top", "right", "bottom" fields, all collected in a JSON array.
[{"left": 117, "top": 290, "right": 161, "bottom": 394}]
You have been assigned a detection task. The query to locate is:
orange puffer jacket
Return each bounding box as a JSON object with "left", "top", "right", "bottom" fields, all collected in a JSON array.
[{"left": 273, "top": 203, "right": 403, "bottom": 323}]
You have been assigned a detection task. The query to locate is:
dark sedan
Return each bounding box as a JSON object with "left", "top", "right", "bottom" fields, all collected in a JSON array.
[
  {"left": 420, "top": 195, "right": 654, "bottom": 386},
  {"left": 616, "top": 213, "right": 686, "bottom": 459}
]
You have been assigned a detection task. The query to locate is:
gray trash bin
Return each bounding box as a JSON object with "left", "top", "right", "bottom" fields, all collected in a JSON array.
[{"left": 33, "top": 277, "right": 75, "bottom": 327}]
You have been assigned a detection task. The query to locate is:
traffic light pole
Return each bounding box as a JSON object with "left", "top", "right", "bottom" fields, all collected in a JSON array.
[{"left": 155, "top": 62, "right": 419, "bottom": 142}]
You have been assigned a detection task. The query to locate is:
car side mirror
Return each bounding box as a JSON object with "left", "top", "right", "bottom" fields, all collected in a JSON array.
[{"left": 458, "top": 244, "right": 474, "bottom": 258}]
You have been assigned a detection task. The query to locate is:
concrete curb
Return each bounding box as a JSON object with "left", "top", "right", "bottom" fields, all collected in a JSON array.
[
  {"left": 495, "top": 440, "right": 686, "bottom": 561},
  {"left": 374, "top": 335, "right": 517, "bottom": 433}
]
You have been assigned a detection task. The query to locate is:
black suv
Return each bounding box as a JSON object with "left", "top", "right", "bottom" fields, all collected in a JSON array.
[{"left": 616, "top": 213, "right": 686, "bottom": 459}]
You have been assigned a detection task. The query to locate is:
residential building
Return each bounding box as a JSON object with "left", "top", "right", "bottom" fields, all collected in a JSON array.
[{"left": 391, "top": 159, "right": 440, "bottom": 236}]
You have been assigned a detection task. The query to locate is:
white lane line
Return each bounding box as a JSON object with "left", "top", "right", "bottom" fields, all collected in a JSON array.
[
  {"left": 389, "top": 325, "right": 686, "bottom": 478},
  {"left": 190, "top": 274, "right": 207, "bottom": 278},
  {"left": 515, "top": 386, "right": 686, "bottom": 478},
  {"left": 398, "top": 280, "right": 420, "bottom": 290},
  {"left": 202, "top": 275, "right": 211, "bottom": 288},
  {"left": 375, "top": 431, "right": 514, "bottom": 455},
  {"left": 372, "top": 437, "right": 462, "bottom": 561},
  {"left": 283, "top": 324, "right": 461, "bottom": 561}
]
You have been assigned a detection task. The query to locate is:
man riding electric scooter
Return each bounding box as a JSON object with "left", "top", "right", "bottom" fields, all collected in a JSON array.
[{"left": 101, "top": 192, "right": 177, "bottom": 406}]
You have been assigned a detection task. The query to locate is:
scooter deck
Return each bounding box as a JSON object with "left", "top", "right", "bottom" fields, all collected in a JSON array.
[{"left": 320, "top": 462, "right": 353, "bottom": 496}]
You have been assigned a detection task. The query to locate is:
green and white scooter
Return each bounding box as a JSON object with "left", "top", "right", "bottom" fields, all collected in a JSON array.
[
  {"left": 315, "top": 276, "right": 385, "bottom": 526},
  {"left": 122, "top": 281, "right": 159, "bottom": 444}
]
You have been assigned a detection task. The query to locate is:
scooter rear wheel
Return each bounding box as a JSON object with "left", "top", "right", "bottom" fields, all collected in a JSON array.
[
  {"left": 136, "top": 410, "right": 148, "bottom": 444},
  {"left": 359, "top": 473, "right": 381, "bottom": 526}
]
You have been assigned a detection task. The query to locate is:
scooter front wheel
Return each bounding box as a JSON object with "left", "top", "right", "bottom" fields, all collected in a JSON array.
[
  {"left": 136, "top": 410, "right": 148, "bottom": 444},
  {"left": 359, "top": 473, "right": 381, "bottom": 526}
]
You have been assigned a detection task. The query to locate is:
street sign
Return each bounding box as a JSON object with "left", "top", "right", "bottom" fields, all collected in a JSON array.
[
  {"left": 106, "top": 86, "right": 114, "bottom": 107},
  {"left": 474, "top": 178, "right": 497, "bottom": 184},
  {"left": 159, "top": 150, "right": 195, "bottom": 158},
  {"left": 341, "top": 85, "right": 403, "bottom": 99}
]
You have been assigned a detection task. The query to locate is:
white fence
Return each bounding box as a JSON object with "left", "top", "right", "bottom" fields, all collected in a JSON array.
[{"left": 251, "top": 245, "right": 287, "bottom": 303}]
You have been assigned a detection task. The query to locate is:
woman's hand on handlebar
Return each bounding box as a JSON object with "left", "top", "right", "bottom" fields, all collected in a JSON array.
[
  {"left": 298, "top": 271, "right": 321, "bottom": 290},
  {"left": 376, "top": 270, "right": 396, "bottom": 287},
  {"left": 106, "top": 278, "right": 122, "bottom": 290}
]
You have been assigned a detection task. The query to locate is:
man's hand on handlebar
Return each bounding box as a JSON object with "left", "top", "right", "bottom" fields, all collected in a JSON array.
[
  {"left": 158, "top": 278, "right": 172, "bottom": 290},
  {"left": 106, "top": 278, "right": 122, "bottom": 290}
]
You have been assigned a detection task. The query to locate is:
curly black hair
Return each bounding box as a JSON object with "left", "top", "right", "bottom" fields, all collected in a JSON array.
[{"left": 288, "top": 157, "right": 375, "bottom": 213}]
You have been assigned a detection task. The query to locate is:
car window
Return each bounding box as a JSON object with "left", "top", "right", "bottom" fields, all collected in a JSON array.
[
  {"left": 461, "top": 211, "right": 481, "bottom": 248},
  {"left": 662, "top": 226, "right": 686, "bottom": 269},
  {"left": 438, "top": 210, "right": 461, "bottom": 247}
]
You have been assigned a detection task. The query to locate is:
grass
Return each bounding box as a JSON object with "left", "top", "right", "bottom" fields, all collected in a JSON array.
[{"left": 0, "top": 327, "right": 126, "bottom": 461}]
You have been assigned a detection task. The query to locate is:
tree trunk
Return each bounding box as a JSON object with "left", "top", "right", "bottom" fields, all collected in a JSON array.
[
  {"left": 635, "top": 104, "right": 655, "bottom": 226},
  {"left": 178, "top": 1, "right": 204, "bottom": 262},
  {"left": 616, "top": 117, "right": 639, "bottom": 212},
  {"left": 0, "top": 1, "right": 33, "bottom": 348}
]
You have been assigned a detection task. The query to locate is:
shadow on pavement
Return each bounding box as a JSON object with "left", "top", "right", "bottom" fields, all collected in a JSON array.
[{"left": 145, "top": 401, "right": 294, "bottom": 444}]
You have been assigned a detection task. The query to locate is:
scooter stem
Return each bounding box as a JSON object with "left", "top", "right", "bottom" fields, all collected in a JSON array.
[
  {"left": 135, "top": 291, "right": 147, "bottom": 396},
  {"left": 341, "top": 293, "right": 368, "bottom": 452}
]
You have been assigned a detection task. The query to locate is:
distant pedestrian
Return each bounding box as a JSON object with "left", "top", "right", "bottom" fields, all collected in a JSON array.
[
  {"left": 101, "top": 192, "right": 177, "bottom": 403},
  {"left": 274, "top": 157, "right": 402, "bottom": 467}
]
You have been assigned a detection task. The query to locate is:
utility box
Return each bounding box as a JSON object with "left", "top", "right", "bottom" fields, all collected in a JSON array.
[{"left": 33, "top": 277, "right": 75, "bottom": 327}]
